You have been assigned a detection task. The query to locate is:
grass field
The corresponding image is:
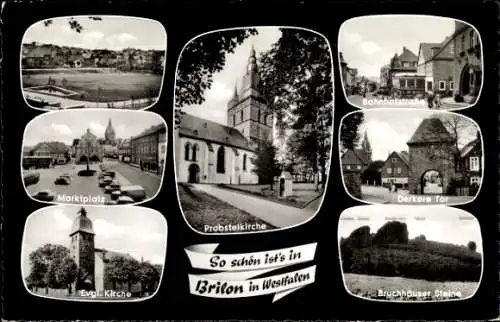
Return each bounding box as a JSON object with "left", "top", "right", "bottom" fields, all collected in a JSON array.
[
  {"left": 22, "top": 72, "right": 162, "bottom": 102},
  {"left": 178, "top": 183, "right": 275, "bottom": 233},
  {"left": 344, "top": 273, "right": 479, "bottom": 301}
]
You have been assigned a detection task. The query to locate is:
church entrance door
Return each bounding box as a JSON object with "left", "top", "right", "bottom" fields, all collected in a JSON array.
[
  {"left": 79, "top": 155, "right": 88, "bottom": 163},
  {"left": 420, "top": 170, "right": 444, "bottom": 194},
  {"left": 90, "top": 155, "right": 100, "bottom": 162},
  {"left": 188, "top": 163, "right": 200, "bottom": 183}
]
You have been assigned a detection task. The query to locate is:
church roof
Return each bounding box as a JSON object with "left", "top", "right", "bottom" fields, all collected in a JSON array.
[
  {"left": 407, "top": 117, "right": 455, "bottom": 145},
  {"left": 70, "top": 208, "right": 94, "bottom": 236},
  {"left": 178, "top": 113, "right": 254, "bottom": 152}
]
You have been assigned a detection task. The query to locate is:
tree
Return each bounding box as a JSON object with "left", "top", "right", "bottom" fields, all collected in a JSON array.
[
  {"left": 137, "top": 262, "right": 161, "bottom": 295},
  {"left": 467, "top": 241, "right": 477, "bottom": 252},
  {"left": 258, "top": 29, "right": 333, "bottom": 191},
  {"left": 105, "top": 256, "right": 141, "bottom": 292},
  {"left": 251, "top": 140, "right": 280, "bottom": 190},
  {"left": 174, "top": 29, "right": 258, "bottom": 127},
  {"left": 28, "top": 244, "right": 77, "bottom": 295},
  {"left": 340, "top": 112, "right": 365, "bottom": 151},
  {"left": 43, "top": 17, "right": 103, "bottom": 33}
]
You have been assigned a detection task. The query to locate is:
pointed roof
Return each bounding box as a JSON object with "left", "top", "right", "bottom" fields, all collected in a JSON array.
[
  {"left": 70, "top": 207, "right": 94, "bottom": 236},
  {"left": 418, "top": 43, "right": 442, "bottom": 62},
  {"left": 387, "top": 150, "right": 410, "bottom": 167},
  {"left": 407, "top": 118, "right": 455, "bottom": 145}
]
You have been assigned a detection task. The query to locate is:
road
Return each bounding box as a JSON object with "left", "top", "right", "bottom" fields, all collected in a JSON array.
[
  {"left": 360, "top": 185, "right": 474, "bottom": 205},
  {"left": 24, "top": 158, "right": 162, "bottom": 205},
  {"left": 190, "top": 184, "right": 315, "bottom": 229}
]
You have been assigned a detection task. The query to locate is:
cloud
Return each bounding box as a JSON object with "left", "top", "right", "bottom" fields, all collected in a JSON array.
[
  {"left": 51, "top": 209, "right": 73, "bottom": 231},
  {"left": 88, "top": 121, "right": 105, "bottom": 136},
  {"left": 343, "top": 31, "right": 362, "bottom": 45},
  {"left": 206, "top": 81, "right": 233, "bottom": 101},
  {"left": 94, "top": 219, "right": 122, "bottom": 238},
  {"left": 50, "top": 123, "right": 72, "bottom": 136},
  {"left": 360, "top": 41, "right": 381, "bottom": 55},
  {"left": 105, "top": 33, "right": 138, "bottom": 48}
]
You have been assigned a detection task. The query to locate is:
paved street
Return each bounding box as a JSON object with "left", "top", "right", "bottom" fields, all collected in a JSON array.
[
  {"left": 360, "top": 185, "right": 474, "bottom": 205},
  {"left": 190, "top": 184, "right": 315, "bottom": 228},
  {"left": 25, "top": 158, "right": 162, "bottom": 205}
]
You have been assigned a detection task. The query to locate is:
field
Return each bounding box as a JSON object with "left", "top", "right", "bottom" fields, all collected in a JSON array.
[
  {"left": 344, "top": 273, "right": 479, "bottom": 301},
  {"left": 22, "top": 72, "right": 162, "bottom": 102},
  {"left": 178, "top": 183, "right": 275, "bottom": 233}
]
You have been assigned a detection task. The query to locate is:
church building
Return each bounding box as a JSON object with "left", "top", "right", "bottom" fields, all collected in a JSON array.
[
  {"left": 176, "top": 47, "right": 273, "bottom": 184},
  {"left": 69, "top": 208, "right": 160, "bottom": 296}
]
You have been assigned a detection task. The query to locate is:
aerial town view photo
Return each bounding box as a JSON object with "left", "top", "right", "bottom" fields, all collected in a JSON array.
[
  {"left": 340, "top": 109, "right": 482, "bottom": 205},
  {"left": 174, "top": 27, "right": 333, "bottom": 234},
  {"left": 22, "top": 110, "right": 167, "bottom": 205},
  {"left": 338, "top": 205, "right": 482, "bottom": 302},
  {"left": 21, "top": 15, "right": 166, "bottom": 110},
  {"left": 339, "top": 15, "right": 482, "bottom": 109},
  {"left": 22, "top": 205, "right": 167, "bottom": 301}
]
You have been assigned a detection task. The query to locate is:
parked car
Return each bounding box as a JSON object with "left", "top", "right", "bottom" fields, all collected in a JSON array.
[
  {"left": 99, "top": 175, "right": 113, "bottom": 187},
  {"left": 105, "top": 200, "right": 118, "bottom": 205},
  {"left": 23, "top": 172, "right": 40, "bottom": 186},
  {"left": 60, "top": 173, "right": 72, "bottom": 181},
  {"left": 32, "top": 189, "right": 55, "bottom": 202},
  {"left": 104, "top": 182, "right": 121, "bottom": 193},
  {"left": 120, "top": 185, "right": 147, "bottom": 202},
  {"left": 111, "top": 190, "right": 122, "bottom": 200},
  {"left": 54, "top": 176, "right": 71, "bottom": 185},
  {"left": 116, "top": 195, "right": 135, "bottom": 204}
]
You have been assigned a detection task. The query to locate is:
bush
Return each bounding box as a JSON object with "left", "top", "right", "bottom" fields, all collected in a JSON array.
[
  {"left": 454, "top": 93, "right": 464, "bottom": 103},
  {"left": 78, "top": 169, "right": 96, "bottom": 176}
]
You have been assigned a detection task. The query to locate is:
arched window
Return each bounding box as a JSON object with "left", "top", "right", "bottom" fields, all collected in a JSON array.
[
  {"left": 240, "top": 110, "right": 243, "bottom": 122},
  {"left": 257, "top": 109, "right": 261, "bottom": 123},
  {"left": 216, "top": 146, "right": 225, "bottom": 173},
  {"left": 184, "top": 142, "right": 191, "bottom": 161},
  {"left": 232, "top": 114, "right": 236, "bottom": 126},
  {"left": 192, "top": 144, "right": 198, "bottom": 161},
  {"left": 243, "top": 154, "right": 247, "bottom": 171}
]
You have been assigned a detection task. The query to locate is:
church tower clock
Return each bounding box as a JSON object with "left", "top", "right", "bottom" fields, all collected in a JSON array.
[
  {"left": 226, "top": 46, "right": 273, "bottom": 151},
  {"left": 69, "top": 207, "right": 96, "bottom": 291}
]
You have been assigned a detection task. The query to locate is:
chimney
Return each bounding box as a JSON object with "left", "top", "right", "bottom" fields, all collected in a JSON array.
[
  {"left": 403, "top": 46, "right": 406, "bottom": 52},
  {"left": 203, "top": 122, "right": 207, "bottom": 128}
]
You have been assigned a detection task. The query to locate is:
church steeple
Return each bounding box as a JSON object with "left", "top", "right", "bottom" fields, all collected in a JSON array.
[
  {"left": 104, "top": 118, "right": 116, "bottom": 145},
  {"left": 69, "top": 207, "right": 96, "bottom": 291},
  {"left": 362, "top": 130, "right": 372, "bottom": 162}
]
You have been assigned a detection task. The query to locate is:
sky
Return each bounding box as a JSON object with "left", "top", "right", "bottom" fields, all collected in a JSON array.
[
  {"left": 180, "top": 27, "right": 282, "bottom": 125},
  {"left": 22, "top": 205, "right": 167, "bottom": 277},
  {"left": 339, "top": 16, "right": 456, "bottom": 78},
  {"left": 338, "top": 205, "right": 483, "bottom": 254},
  {"left": 352, "top": 110, "right": 479, "bottom": 161},
  {"left": 23, "top": 16, "right": 166, "bottom": 51},
  {"left": 23, "top": 110, "right": 165, "bottom": 146}
]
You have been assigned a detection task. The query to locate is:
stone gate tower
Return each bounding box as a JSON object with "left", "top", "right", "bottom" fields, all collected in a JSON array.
[
  {"left": 226, "top": 46, "right": 273, "bottom": 151},
  {"left": 69, "top": 207, "right": 96, "bottom": 291},
  {"left": 407, "top": 117, "right": 456, "bottom": 195}
]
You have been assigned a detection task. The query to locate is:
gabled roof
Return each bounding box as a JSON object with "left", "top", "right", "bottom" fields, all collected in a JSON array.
[
  {"left": 131, "top": 123, "right": 166, "bottom": 140},
  {"left": 178, "top": 113, "right": 254, "bottom": 152},
  {"left": 387, "top": 150, "right": 410, "bottom": 167},
  {"left": 398, "top": 47, "right": 418, "bottom": 62},
  {"left": 407, "top": 118, "right": 455, "bottom": 145},
  {"left": 342, "top": 149, "right": 369, "bottom": 165},
  {"left": 31, "top": 141, "right": 68, "bottom": 154},
  {"left": 418, "top": 43, "right": 441, "bottom": 62},
  {"left": 460, "top": 138, "right": 481, "bottom": 158}
]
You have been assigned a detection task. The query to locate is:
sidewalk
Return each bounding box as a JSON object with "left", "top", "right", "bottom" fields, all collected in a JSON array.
[{"left": 191, "top": 184, "right": 315, "bottom": 228}]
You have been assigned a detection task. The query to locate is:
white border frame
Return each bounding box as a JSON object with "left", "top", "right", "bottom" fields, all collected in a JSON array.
[
  {"left": 21, "top": 204, "right": 168, "bottom": 303},
  {"left": 172, "top": 26, "right": 335, "bottom": 236},
  {"left": 337, "top": 204, "right": 484, "bottom": 303},
  {"left": 20, "top": 108, "right": 168, "bottom": 207},
  {"left": 337, "top": 14, "right": 484, "bottom": 112},
  {"left": 20, "top": 15, "right": 168, "bottom": 112},
  {"left": 338, "top": 108, "right": 485, "bottom": 206}
]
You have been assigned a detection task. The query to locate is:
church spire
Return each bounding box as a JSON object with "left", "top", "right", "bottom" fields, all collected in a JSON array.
[
  {"left": 362, "top": 130, "right": 372, "bottom": 162},
  {"left": 247, "top": 44, "right": 258, "bottom": 74}
]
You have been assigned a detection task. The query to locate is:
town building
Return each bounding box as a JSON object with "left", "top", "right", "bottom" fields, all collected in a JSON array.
[
  {"left": 130, "top": 123, "right": 167, "bottom": 174},
  {"left": 387, "top": 47, "right": 425, "bottom": 96},
  {"left": 75, "top": 129, "right": 104, "bottom": 163},
  {"left": 341, "top": 131, "right": 372, "bottom": 173},
  {"left": 406, "top": 117, "right": 481, "bottom": 195},
  {"left": 339, "top": 52, "right": 358, "bottom": 95},
  {"left": 445, "top": 21, "right": 482, "bottom": 102},
  {"left": 416, "top": 39, "right": 454, "bottom": 94},
  {"left": 380, "top": 64, "right": 390, "bottom": 87},
  {"left": 69, "top": 208, "right": 161, "bottom": 295},
  {"left": 118, "top": 139, "right": 131, "bottom": 162},
  {"left": 27, "top": 141, "right": 69, "bottom": 164},
  {"left": 176, "top": 47, "right": 273, "bottom": 185},
  {"left": 381, "top": 151, "right": 410, "bottom": 189}
]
